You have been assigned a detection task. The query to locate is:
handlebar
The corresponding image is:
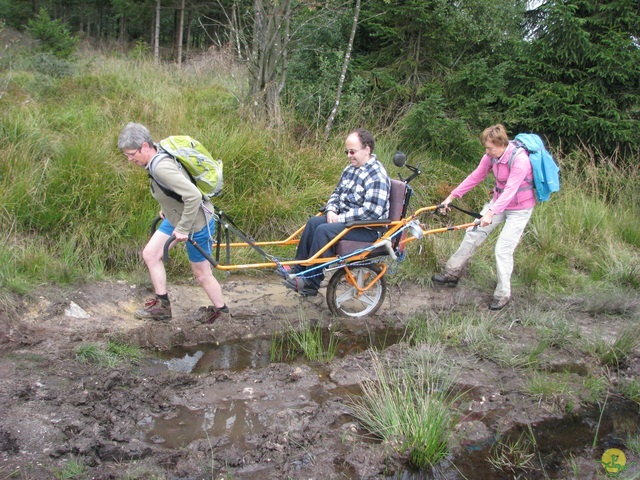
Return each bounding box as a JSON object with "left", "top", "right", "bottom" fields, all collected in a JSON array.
[
  {"left": 394, "top": 151, "right": 422, "bottom": 184},
  {"left": 163, "top": 235, "right": 219, "bottom": 267}
]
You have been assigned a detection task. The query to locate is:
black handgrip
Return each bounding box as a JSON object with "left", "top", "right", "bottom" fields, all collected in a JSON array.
[
  {"left": 162, "top": 235, "right": 219, "bottom": 267},
  {"left": 163, "top": 235, "right": 175, "bottom": 263},
  {"left": 150, "top": 216, "right": 162, "bottom": 238}
]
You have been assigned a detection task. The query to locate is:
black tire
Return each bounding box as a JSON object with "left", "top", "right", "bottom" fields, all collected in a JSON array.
[{"left": 326, "top": 264, "right": 387, "bottom": 318}]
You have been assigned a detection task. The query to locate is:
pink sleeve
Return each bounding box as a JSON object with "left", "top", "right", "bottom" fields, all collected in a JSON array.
[{"left": 451, "top": 155, "right": 492, "bottom": 198}]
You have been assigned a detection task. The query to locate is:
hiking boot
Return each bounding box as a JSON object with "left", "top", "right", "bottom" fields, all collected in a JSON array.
[
  {"left": 489, "top": 297, "right": 510, "bottom": 311},
  {"left": 431, "top": 272, "right": 459, "bottom": 287},
  {"left": 283, "top": 277, "right": 319, "bottom": 297},
  {"left": 197, "top": 305, "right": 229, "bottom": 324},
  {"left": 135, "top": 297, "right": 172, "bottom": 321}
]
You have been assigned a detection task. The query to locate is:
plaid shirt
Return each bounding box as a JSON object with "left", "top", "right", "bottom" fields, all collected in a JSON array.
[{"left": 325, "top": 154, "right": 390, "bottom": 223}]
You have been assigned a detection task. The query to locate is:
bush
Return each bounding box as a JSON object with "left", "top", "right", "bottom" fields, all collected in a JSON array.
[
  {"left": 26, "top": 8, "right": 78, "bottom": 60},
  {"left": 29, "top": 52, "right": 75, "bottom": 78},
  {"left": 398, "top": 86, "right": 483, "bottom": 161}
]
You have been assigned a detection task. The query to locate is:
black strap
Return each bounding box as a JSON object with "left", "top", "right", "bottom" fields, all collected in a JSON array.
[
  {"left": 448, "top": 203, "right": 482, "bottom": 219},
  {"left": 149, "top": 173, "right": 183, "bottom": 203},
  {"left": 148, "top": 151, "right": 202, "bottom": 203}
]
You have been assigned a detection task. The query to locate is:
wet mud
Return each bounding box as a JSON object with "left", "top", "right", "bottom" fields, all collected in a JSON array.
[{"left": 0, "top": 275, "right": 638, "bottom": 479}]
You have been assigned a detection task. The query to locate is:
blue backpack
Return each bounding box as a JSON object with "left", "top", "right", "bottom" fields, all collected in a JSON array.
[{"left": 508, "top": 133, "right": 560, "bottom": 202}]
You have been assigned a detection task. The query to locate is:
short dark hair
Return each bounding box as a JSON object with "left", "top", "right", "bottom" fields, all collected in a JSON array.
[{"left": 350, "top": 128, "right": 375, "bottom": 153}]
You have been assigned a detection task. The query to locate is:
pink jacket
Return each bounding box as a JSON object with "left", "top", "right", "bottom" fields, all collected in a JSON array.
[{"left": 451, "top": 142, "right": 536, "bottom": 214}]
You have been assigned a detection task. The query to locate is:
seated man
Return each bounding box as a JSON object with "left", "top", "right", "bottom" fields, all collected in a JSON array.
[{"left": 284, "top": 128, "right": 391, "bottom": 296}]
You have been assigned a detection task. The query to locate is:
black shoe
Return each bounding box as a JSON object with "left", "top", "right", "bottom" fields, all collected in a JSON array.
[
  {"left": 431, "top": 273, "right": 459, "bottom": 287},
  {"left": 283, "top": 277, "right": 318, "bottom": 297}
]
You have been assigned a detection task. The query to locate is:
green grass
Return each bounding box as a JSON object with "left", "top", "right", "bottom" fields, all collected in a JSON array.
[
  {"left": 618, "top": 379, "right": 640, "bottom": 405},
  {"left": 349, "top": 347, "right": 461, "bottom": 468},
  {"left": 523, "top": 371, "right": 572, "bottom": 405},
  {"left": 54, "top": 456, "right": 89, "bottom": 479},
  {"left": 582, "top": 374, "right": 610, "bottom": 404},
  {"left": 406, "top": 308, "right": 499, "bottom": 349},
  {"left": 1, "top": 47, "right": 638, "bottom": 304},
  {"left": 75, "top": 340, "right": 144, "bottom": 367},
  {"left": 582, "top": 326, "right": 640, "bottom": 369},
  {"left": 628, "top": 433, "right": 640, "bottom": 456},
  {"left": 518, "top": 304, "right": 582, "bottom": 349},
  {"left": 270, "top": 317, "right": 340, "bottom": 363},
  {"left": 488, "top": 431, "right": 537, "bottom": 476}
]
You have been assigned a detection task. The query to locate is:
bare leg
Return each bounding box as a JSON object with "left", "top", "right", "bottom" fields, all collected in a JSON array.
[
  {"left": 142, "top": 230, "right": 175, "bottom": 296},
  {"left": 191, "top": 260, "right": 226, "bottom": 308}
]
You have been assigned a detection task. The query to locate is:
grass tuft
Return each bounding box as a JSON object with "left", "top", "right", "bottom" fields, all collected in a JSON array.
[
  {"left": 489, "top": 431, "right": 537, "bottom": 475},
  {"left": 54, "top": 456, "right": 89, "bottom": 479},
  {"left": 583, "top": 326, "right": 640, "bottom": 369},
  {"left": 270, "top": 316, "right": 339, "bottom": 364},
  {"left": 75, "top": 340, "right": 143, "bottom": 367},
  {"left": 349, "top": 347, "right": 460, "bottom": 468}
]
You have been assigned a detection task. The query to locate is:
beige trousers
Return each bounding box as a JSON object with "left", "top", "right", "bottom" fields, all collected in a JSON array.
[{"left": 444, "top": 202, "right": 533, "bottom": 299}]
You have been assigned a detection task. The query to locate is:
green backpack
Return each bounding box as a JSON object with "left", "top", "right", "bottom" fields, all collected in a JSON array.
[{"left": 154, "top": 135, "right": 223, "bottom": 200}]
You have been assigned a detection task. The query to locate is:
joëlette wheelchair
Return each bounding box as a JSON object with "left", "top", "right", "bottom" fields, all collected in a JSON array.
[{"left": 157, "top": 152, "right": 477, "bottom": 318}]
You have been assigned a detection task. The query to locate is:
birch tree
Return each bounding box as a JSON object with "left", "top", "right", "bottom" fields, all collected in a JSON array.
[
  {"left": 176, "top": 0, "right": 185, "bottom": 65},
  {"left": 154, "top": 0, "right": 160, "bottom": 63},
  {"left": 324, "top": 0, "right": 360, "bottom": 140}
]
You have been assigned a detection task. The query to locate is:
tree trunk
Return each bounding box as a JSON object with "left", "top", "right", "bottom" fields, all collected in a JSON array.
[
  {"left": 324, "top": 0, "right": 361, "bottom": 141},
  {"left": 248, "top": 0, "right": 292, "bottom": 128},
  {"left": 185, "top": 9, "right": 192, "bottom": 62},
  {"left": 177, "top": 0, "right": 185, "bottom": 65},
  {"left": 119, "top": 14, "right": 125, "bottom": 47},
  {"left": 154, "top": 0, "right": 160, "bottom": 63}
]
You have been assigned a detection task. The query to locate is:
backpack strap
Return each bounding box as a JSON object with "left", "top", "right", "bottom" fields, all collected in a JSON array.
[
  {"left": 148, "top": 150, "right": 202, "bottom": 203},
  {"left": 148, "top": 152, "right": 185, "bottom": 203},
  {"left": 494, "top": 141, "right": 534, "bottom": 194}
]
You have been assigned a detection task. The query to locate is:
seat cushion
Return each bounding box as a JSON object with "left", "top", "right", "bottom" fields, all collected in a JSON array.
[{"left": 336, "top": 240, "right": 387, "bottom": 257}]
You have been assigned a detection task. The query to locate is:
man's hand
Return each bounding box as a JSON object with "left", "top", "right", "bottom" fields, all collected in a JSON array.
[
  {"left": 326, "top": 211, "right": 339, "bottom": 223},
  {"left": 174, "top": 231, "right": 188, "bottom": 242}
]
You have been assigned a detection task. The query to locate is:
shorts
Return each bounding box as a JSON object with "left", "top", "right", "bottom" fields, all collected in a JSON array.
[{"left": 157, "top": 217, "right": 216, "bottom": 263}]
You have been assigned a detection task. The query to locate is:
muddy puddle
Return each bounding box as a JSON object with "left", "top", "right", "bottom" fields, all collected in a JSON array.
[
  {"left": 445, "top": 399, "right": 639, "bottom": 479},
  {"left": 146, "top": 331, "right": 639, "bottom": 479},
  {"left": 154, "top": 326, "right": 406, "bottom": 373},
  {"left": 145, "top": 402, "right": 264, "bottom": 449}
]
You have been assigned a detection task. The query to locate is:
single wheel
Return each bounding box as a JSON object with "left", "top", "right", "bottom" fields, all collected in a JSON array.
[{"left": 326, "top": 264, "right": 387, "bottom": 317}]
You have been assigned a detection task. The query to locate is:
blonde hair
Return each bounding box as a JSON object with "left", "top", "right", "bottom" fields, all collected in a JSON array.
[{"left": 480, "top": 124, "right": 509, "bottom": 147}]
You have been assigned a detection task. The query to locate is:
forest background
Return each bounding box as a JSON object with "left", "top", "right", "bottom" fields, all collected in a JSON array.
[{"left": 0, "top": 0, "right": 638, "bottom": 307}]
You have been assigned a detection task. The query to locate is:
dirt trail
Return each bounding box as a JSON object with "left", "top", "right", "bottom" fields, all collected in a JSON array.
[{"left": 0, "top": 276, "right": 638, "bottom": 479}]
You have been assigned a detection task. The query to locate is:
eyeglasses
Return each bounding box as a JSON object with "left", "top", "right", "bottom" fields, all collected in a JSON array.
[
  {"left": 123, "top": 147, "right": 141, "bottom": 159},
  {"left": 345, "top": 147, "right": 366, "bottom": 156}
]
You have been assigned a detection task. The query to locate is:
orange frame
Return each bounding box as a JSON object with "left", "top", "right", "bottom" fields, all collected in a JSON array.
[{"left": 190, "top": 205, "right": 477, "bottom": 273}]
